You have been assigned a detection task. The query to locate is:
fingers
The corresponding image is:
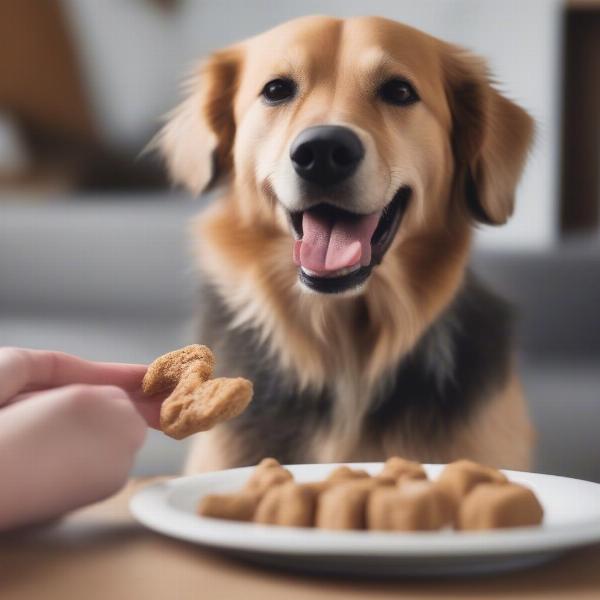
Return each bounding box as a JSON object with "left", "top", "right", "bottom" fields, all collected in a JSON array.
[
  {"left": 131, "top": 393, "right": 163, "bottom": 430},
  {"left": 9, "top": 387, "right": 163, "bottom": 430},
  {"left": 0, "top": 383, "right": 148, "bottom": 530},
  {"left": 0, "top": 347, "right": 164, "bottom": 430},
  {"left": 0, "top": 347, "right": 148, "bottom": 406}
]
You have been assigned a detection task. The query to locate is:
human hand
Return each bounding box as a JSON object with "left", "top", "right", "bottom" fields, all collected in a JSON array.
[{"left": 0, "top": 347, "right": 164, "bottom": 531}]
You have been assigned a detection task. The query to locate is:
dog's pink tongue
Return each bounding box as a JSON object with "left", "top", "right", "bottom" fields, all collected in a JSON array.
[{"left": 294, "top": 209, "right": 381, "bottom": 273}]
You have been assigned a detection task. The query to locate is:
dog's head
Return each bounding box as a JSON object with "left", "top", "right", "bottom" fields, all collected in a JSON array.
[{"left": 160, "top": 16, "right": 533, "bottom": 295}]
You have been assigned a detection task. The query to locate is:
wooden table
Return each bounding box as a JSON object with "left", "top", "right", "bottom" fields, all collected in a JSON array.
[{"left": 2, "top": 479, "right": 600, "bottom": 600}]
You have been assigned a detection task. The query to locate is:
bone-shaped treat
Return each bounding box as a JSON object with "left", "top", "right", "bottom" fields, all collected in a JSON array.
[
  {"left": 315, "top": 477, "right": 395, "bottom": 530},
  {"left": 457, "top": 482, "right": 544, "bottom": 530},
  {"left": 436, "top": 459, "right": 508, "bottom": 504},
  {"left": 196, "top": 456, "right": 544, "bottom": 532},
  {"left": 254, "top": 482, "right": 320, "bottom": 527},
  {"left": 367, "top": 480, "right": 454, "bottom": 531},
  {"left": 199, "top": 458, "right": 293, "bottom": 522},
  {"left": 380, "top": 456, "right": 428, "bottom": 482},
  {"left": 143, "top": 345, "right": 253, "bottom": 440}
]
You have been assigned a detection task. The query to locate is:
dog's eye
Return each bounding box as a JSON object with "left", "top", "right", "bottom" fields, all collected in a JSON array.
[
  {"left": 261, "top": 78, "right": 296, "bottom": 104},
  {"left": 378, "top": 78, "right": 420, "bottom": 106}
]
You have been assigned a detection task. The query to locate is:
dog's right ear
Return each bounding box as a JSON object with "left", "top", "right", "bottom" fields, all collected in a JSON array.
[{"left": 157, "top": 47, "right": 242, "bottom": 195}]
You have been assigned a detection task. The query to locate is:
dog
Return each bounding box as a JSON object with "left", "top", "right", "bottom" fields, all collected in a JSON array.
[{"left": 157, "top": 15, "right": 535, "bottom": 473}]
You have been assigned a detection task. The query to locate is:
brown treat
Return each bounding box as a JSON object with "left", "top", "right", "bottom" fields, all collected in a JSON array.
[
  {"left": 244, "top": 457, "right": 293, "bottom": 496},
  {"left": 249, "top": 468, "right": 294, "bottom": 496},
  {"left": 381, "top": 457, "right": 427, "bottom": 482},
  {"left": 143, "top": 345, "right": 253, "bottom": 440},
  {"left": 316, "top": 478, "right": 394, "bottom": 530},
  {"left": 367, "top": 480, "right": 454, "bottom": 531},
  {"left": 160, "top": 376, "right": 253, "bottom": 440},
  {"left": 372, "top": 475, "right": 397, "bottom": 487},
  {"left": 195, "top": 456, "right": 544, "bottom": 532},
  {"left": 142, "top": 345, "right": 214, "bottom": 395},
  {"left": 302, "top": 481, "right": 331, "bottom": 494},
  {"left": 437, "top": 459, "right": 508, "bottom": 504},
  {"left": 457, "top": 483, "right": 544, "bottom": 530},
  {"left": 198, "top": 491, "right": 261, "bottom": 522},
  {"left": 254, "top": 458, "right": 281, "bottom": 470},
  {"left": 326, "top": 466, "right": 370, "bottom": 484},
  {"left": 319, "top": 473, "right": 394, "bottom": 493},
  {"left": 254, "top": 482, "right": 320, "bottom": 527}
]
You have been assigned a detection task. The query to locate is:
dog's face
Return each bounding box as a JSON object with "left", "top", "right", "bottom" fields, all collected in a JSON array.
[{"left": 160, "top": 16, "right": 533, "bottom": 295}]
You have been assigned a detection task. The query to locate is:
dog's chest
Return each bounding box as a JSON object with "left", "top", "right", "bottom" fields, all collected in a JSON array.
[{"left": 198, "top": 274, "right": 513, "bottom": 466}]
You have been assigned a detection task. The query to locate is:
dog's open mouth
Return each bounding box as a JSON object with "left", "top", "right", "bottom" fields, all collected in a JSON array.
[{"left": 288, "top": 186, "right": 411, "bottom": 293}]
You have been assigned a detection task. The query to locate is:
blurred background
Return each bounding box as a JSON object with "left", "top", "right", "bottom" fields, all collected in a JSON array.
[{"left": 0, "top": 0, "right": 598, "bottom": 480}]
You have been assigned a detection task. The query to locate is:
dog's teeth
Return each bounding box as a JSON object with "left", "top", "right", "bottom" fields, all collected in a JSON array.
[
  {"left": 301, "top": 264, "right": 360, "bottom": 279},
  {"left": 333, "top": 265, "right": 360, "bottom": 276}
]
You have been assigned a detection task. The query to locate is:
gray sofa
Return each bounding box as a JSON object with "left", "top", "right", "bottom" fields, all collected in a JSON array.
[{"left": 1, "top": 195, "right": 598, "bottom": 481}]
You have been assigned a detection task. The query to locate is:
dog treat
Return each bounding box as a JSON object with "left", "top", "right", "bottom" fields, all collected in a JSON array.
[
  {"left": 198, "top": 458, "right": 293, "bottom": 522},
  {"left": 143, "top": 345, "right": 214, "bottom": 395},
  {"left": 457, "top": 483, "right": 544, "bottom": 530},
  {"left": 368, "top": 480, "right": 454, "bottom": 531},
  {"left": 255, "top": 482, "right": 320, "bottom": 527},
  {"left": 244, "top": 457, "right": 294, "bottom": 496},
  {"left": 251, "top": 457, "right": 280, "bottom": 470},
  {"left": 436, "top": 459, "right": 508, "bottom": 504},
  {"left": 196, "top": 456, "right": 543, "bottom": 533},
  {"left": 316, "top": 477, "right": 394, "bottom": 530},
  {"left": 326, "top": 465, "right": 370, "bottom": 484},
  {"left": 381, "top": 457, "right": 428, "bottom": 483},
  {"left": 160, "top": 376, "right": 253, "bottom": 439},
  {"left": 301, "top": 481, "right": 331, "bottom": 494},
  {"left": 143, "top": 345, "right": 253, "bottom": 440},
  {"left": 197, "top": 491, "right": 261, "bottom": 522}
]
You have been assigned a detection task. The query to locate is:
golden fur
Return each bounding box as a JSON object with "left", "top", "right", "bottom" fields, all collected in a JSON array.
[{"left": 158, "top": 16, "right": 535, "bottom": 472}]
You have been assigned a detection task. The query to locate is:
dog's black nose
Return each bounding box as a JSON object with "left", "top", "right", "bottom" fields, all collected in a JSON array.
[{"left": 290, "top": 125, "right": 365, "bottom": 186}]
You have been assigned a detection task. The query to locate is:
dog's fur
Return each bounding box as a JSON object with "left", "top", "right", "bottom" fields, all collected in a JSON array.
[{"left": 157, "top": 16, "right": 535, "bottom": 473}]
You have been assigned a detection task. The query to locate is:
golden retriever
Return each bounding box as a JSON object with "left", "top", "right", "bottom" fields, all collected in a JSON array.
[{"left": 157, "top": 15, "right": 535, "bottom": 473}]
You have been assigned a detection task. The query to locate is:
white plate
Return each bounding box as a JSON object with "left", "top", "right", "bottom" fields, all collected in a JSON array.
[{"left": 130, "top": 463, "right": 600, "bottom": 577}]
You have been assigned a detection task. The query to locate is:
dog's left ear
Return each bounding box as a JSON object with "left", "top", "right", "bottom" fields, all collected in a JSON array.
[
  {"left": 443, "top": 46, "right": 534, "bottom": 225},
  {"left": 157, "top": 47, "right": 242, "bottom": 195}
]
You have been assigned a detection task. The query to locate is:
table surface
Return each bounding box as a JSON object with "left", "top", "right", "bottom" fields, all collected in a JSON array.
[{"left": 2, "top": 479, "right": 600, "bottom": 600}]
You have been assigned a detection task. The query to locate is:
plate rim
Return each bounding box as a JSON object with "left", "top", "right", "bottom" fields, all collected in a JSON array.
[{"left": 130, "top": 463, "right": 600, "bottom": 558}]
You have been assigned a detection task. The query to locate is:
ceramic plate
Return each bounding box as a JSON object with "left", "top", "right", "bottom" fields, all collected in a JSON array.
[{"left": 130, "top": 463, "right": 600, "bottom": 576}]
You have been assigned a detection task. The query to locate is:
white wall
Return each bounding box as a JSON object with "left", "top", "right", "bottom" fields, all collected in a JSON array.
[{"left": 63, "top": 0, "right": 563, "bottom": 249}]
